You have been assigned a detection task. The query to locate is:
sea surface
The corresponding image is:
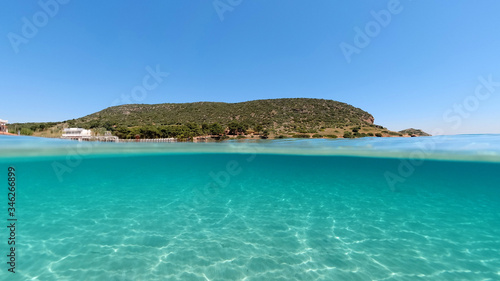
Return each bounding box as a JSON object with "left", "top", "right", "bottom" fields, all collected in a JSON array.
[{"left": 1, "top": 135, "right": 499, "bottom": 280}]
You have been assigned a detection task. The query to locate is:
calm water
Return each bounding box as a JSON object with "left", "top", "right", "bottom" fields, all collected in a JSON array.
[{"left": 1, "top": 135, "right": 499, "bottom": 280}]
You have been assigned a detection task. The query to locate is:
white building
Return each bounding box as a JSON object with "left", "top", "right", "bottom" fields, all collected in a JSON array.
[
  {"left": 62, "top": 128, "right": 92, "bottom": 140},
  {"left": 0, "top": 119, "right": 8, "bottom": 133}
]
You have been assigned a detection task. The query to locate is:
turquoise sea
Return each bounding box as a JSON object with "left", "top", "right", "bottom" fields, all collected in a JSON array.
[{"left": 1, "top": 135, "right": 500, "bottom": 280}]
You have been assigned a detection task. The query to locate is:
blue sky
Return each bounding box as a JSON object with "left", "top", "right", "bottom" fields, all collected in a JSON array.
[{"left": 1, "top": 0, "right": 500, "bottom": 135}]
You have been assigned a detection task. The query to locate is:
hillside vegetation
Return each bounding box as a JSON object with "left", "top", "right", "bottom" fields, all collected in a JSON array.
[
  {"left": 68, "top": 98, "right": 374, "bottom": 129},
  {"left": 10, "top": 98, "right": 429, "bottom": 139}
]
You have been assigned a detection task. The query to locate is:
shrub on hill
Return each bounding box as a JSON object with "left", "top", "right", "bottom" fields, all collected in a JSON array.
[
  {"left": 293, "top": 134, "right": 310, "bottom": 138},
  {"left": 343, "top": 131, "right": 353, "bottom": 138}
]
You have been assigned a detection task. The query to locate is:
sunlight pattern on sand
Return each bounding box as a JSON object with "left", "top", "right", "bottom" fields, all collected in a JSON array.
[{"left": 1, "top": 136, "right": 499, "bottom": 280}]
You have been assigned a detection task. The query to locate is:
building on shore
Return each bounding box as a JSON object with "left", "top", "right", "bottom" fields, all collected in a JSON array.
[
  {"left": 61, "top": 128, "right": 119, "bottom": 142},
  {"left": 0, "top": 119, "right": 8, "bottom": 133},
  {"left": 61, "top": 128, "right": 92, "bottom": 141}
]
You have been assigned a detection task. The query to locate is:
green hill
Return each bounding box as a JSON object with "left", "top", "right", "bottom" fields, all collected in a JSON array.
[
  {"left": 68, "top": 98, "right": 374, "bottom": 129},
  {"left": 10, "top": 98, "right": 429, "bottom": 139}
]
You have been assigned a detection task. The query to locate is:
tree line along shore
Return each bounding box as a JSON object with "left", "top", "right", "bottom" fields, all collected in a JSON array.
[{"left": 9, "top": 121, "right": 428, "bottom": 141}]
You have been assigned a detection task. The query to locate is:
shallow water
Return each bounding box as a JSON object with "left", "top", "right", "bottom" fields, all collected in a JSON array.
[{"left": 1, "top": 135, "right": 499, "bottom": 280}]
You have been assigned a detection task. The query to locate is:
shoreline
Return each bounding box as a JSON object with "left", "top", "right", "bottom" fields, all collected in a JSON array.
[{"left": 0, "top": 132, "right": 18, "bottom": 136}]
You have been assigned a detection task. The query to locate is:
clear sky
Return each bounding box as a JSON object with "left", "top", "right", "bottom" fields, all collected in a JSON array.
[{"left": 1, "top": 0, "right": 500, "bottom": 135}]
